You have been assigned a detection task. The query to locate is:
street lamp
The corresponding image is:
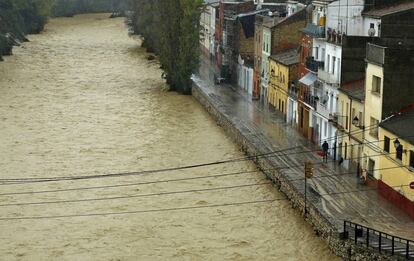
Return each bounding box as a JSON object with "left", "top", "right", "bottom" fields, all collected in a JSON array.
[{"left": 394, "top": 138, "right": 401, "bottom": 149}]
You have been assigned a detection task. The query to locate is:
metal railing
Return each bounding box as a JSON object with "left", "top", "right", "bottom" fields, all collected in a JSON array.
[
  {"left": 301, "top": 91, "right": 317, "bottom": 109},
  {"left": 302, "top": 23, "right": 325, "bottom": 38},
  {"left": 305, "top": 57, "right": 324, "bottom": 73},
  {"left": 288, "top": 86, "right": 298, "bottom": 99},
  {"left": 343, "top": 220, "right": 414, "bottom": 259},
  {"left": 318, "top": 69, "right": 339, "bottom": 85}
]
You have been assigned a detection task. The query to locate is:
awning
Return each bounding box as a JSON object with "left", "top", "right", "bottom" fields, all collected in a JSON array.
[{"left": 299, "top": 72, "right": 317, "bottom": 86}]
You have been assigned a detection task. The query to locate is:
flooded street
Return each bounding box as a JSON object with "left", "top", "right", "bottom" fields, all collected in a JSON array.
[{"left": 0, "top": 14, "right": 337, "bottom": 260}]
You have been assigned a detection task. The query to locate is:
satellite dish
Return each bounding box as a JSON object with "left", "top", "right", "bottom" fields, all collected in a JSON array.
[
  {"left": 306, "top": 4, "right": 313, "bottom": 14},
  {"left": 368, "top": 27, "right": 376, "bottom": 37}
]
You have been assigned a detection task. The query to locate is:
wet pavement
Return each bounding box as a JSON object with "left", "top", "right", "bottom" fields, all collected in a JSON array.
[{"left": 194, "top": 56, "right": 414, "bottom": 240}]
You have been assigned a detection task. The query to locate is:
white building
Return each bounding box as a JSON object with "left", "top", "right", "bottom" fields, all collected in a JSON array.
[
  {"left": 310, "top": 0, "right": 367, "bottom": 157},
  {"left": 261, "top": 25, "right": 271, "bottom": 102},
  {"left": 237, "top": 55, "right": 254, "bottom": 96},
  {"left": 201, "top": 1, "right": 219, "bottom": 58}
]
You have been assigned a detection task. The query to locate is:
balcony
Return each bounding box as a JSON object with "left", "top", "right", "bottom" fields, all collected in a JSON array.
[
  {"left": 288, "top": 85, "right": 299, "bottom": 99},
  {"left": 366, "top": 43, "right": 385, "bottom": 65},
  {"left": 305, "top": 57, "right": 324, "bottom": 73},
  {"left": 302, "top": 23, "right": 325, "bottom": 38},
  {"left": 301, "top": 91, "right": 317, "bottom": 109},
  {"left": 326, "top": 28, "right": 343, "bottom": 45},
  {"left": 318, "top": 69, "right": 339, "bottom": 85},
  {"left": 328, "top": 113, "right": 346, "bottom": 131}
]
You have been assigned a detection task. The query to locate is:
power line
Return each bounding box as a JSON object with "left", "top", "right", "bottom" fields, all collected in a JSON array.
[
  {"left": 0, "top": 116, "right": 391, "bottom": 184},
  {"left": 0, "top": 169, "right": 266, "bottom": 196},
  {"left": 0, "top": 164, "right": 408, "bottom": 208},
  {"left": 287, "top": 164, "right": 410, "bottom": 183},
  {"left": 0, "top": 182, "right": 272, "bottom": 207},
  {"left": 0, "top": 135, "right": 414, "bottom": 186},
  {"left": 0, "top": 175, "right": 412, "bottom": 221},
  {"left": 0, "top": 198, "right": 280, "bottom": 221},
  {"left": 0, "top": 146, "right": 300, "bottom": 183}
]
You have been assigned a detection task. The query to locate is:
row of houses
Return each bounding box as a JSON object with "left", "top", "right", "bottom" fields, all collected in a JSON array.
[{"left": 201, "top": 0, "right": 414, "bottom": 218}]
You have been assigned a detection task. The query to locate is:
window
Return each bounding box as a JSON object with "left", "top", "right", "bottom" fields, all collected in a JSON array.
[
  {"left": 321, "top": 48, "right": 325, "bottom": 62},
  {"left": 369, "top": 117, "right": 379, "bottom": 138},
  {"left": 384, "top": 136, "right": 390, "bottom": 153},
  {"left": 337, "top": 58, "right": 340, "bottom": 80},
  {"left": 345, "top": 102, "right": 349, "bottom": 129},
  {"left": 315, "top": 47, "right": 319, "bottom": 60},
  {"left": 396, "top": 144, "right": 403, "bottom": 161},
  {"left": 368, "top": 159, "right": 375, "bottom": 177},
  {"left": 410, "top": 150, "right": 414, "bottom": 169},
  {"left": 358, "top": 111, "right": 363, "bottom": 127},
  {"left": 372, "top": 75, "right": 381, "bottom": 94},
  {"left": 332, "top": 56, "right": 336, "bottom": 74},
  {"left": 344, "top": 142, "right": 348, "bottom": 159},
  {"left": 370, "top": 23, "right": 374, "bottom": 29},
  {"left": 327, "top": 54, "right": 330, "bottom": 71}
]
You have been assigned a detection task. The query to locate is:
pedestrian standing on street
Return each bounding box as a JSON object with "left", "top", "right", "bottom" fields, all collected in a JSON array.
[{"left": 322, "top": 141, "right": 329, "bottom": 163}]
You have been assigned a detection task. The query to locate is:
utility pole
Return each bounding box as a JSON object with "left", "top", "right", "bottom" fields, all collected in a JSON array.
[{"left": 304, "top": 160, "right": 313, "bottom": 216}]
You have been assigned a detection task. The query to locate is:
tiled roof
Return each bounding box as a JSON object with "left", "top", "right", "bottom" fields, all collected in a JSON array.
[
  {"left": 339, "top": 80, "right": 365, "bottom": 101},
  {"left": 269, "top": 48, "right": 299, "bottom": 66},
  {"left": 380, "top": 107, "right": 414, "bottom": 144}
]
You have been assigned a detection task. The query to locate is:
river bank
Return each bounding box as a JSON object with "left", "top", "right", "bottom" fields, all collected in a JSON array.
[{"left": 191, "top": 72, "right": 414, "bottom": 260}]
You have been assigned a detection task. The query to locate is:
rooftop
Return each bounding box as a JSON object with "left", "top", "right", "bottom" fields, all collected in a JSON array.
[
  {"left": 362, "top": 1, "right": 414, "bottom": 18},
  {"left": 380, "top": 105, "right": 414, "bottom": 144},
  {"left": 339, "top": 80, "right": 365, "bottom": 101},
  {"left": 237, "top": 9, "right": 270, "bottom": 38},
  {"left": 269, "top": 48, "right": 299, "bottom": 66}
]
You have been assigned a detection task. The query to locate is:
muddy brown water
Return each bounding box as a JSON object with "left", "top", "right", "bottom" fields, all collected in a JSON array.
[{"left": 0, "top": 14, "right": 338, "bottom": 260}]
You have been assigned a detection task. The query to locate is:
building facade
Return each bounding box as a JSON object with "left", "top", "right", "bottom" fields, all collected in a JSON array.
[{"left": 268, "top": 48, "right": 299, "bottom": 120}]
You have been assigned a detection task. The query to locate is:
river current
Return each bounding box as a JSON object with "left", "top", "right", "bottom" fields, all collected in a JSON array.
[{"left": 0, "top": 14, "right": 337, "bottom": 260}]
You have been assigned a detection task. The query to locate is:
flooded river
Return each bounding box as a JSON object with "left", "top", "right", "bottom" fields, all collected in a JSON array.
[{"left": 0, "top": 14, "right": 337, "bottom": 260}]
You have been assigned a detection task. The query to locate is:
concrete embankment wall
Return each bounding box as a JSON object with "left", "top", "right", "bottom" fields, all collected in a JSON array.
[{"left": 191, "top": 79, "right": 401, "bottom": 261}]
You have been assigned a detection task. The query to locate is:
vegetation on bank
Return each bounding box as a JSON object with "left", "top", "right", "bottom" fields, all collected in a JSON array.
[
  {"left": 127, "top": 0, "right": 204, "bottom": 95},
  {"left": 0, "top": 0, "right": 54, "bottom": 60},
  {"left": 52, "top": 0, "right": 127, "bottom": 17}
]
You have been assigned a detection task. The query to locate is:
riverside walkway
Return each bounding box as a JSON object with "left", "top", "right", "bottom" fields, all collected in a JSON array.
[{"left": 194, "top": 57, "right": 414, "bottom": 241}]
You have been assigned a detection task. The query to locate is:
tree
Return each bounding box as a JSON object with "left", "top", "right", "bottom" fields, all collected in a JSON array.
[{"left": 128, "top": 0, "right": 203, "bottom": 94}]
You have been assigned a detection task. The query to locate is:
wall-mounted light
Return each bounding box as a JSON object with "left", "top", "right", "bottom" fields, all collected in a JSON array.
[
  {"left": 394, "top": 138, "right": 401, "bottom": 150},
  {"left": 352, "top": 116, "right": 359, "bottom": 126}
]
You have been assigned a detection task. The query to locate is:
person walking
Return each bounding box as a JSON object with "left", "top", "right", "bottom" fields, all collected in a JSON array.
[{"left": 322, "top": 141, "right": 329, "bottom": 163}]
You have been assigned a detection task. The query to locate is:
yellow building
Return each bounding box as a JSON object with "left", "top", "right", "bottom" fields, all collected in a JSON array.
[
  {"left": 268, "top": 49, "right": 299, "bottom": 117},
  {"left": 362, "top": 55, "right": 384, "bottom": 180},
  {"left": 337, "top": 80, "right": 365, "bottom": 168},
  {"left": 377, "top": 110, "right": 414, "bottom": 218}
]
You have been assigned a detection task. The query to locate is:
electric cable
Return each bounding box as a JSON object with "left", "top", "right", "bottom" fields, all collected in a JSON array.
[
  {"left": 0, "top": 182, "right": 272, "bottom": 207},
  {"left": 0, "top": 199, "right": 280, "bottom": 221}
]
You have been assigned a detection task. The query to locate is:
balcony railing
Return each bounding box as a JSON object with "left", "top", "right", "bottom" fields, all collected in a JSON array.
[
  {"left": 288, "top": 86, "right": 299, "bottom": 99},
  {"left": 318, "top": 69, "right": 339, "bottom": 85},
  {"left": 328, "top": 113, "right": 346, "bottom": 131},
  {"left": 305, "top": 57, "right": 324, "bottom": 73},
  {"left": 301, "top": 91, "right": 317, "bottom": 109},
  {"left": 366, "top": 43, "right": 385, "bottom": 65},
  {"left": 327, "top": 28, "right": 343, "bottom": 45},
  {"left": 302, "top": 23, "right": 325, "bottom": 38}
]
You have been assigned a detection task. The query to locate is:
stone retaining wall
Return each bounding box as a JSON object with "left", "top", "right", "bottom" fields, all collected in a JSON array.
[{"left": 191, "top": 80, "right": 400, "bottom": 261}]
